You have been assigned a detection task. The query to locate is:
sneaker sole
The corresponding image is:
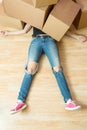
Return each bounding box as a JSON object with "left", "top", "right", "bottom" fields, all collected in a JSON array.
[
  {"left": 65, "top": 106, "right": 81, "bottom": 111},
  {"left": 10, "top": 104, "right": 27, "bottom": 114}
]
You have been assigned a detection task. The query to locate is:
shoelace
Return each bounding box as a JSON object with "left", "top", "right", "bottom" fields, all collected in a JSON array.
[{"left": 69, "top": 100, "right": 76, "bottom": 106}]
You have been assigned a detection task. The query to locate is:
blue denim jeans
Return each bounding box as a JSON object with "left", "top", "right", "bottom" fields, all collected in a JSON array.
[{"left": 18, "top": 36, "right": 72, "bottom": 102}]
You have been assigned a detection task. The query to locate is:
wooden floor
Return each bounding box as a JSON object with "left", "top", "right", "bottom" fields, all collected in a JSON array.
[{"left": 0, "top": 3, "right": 87, "bottom": 130}]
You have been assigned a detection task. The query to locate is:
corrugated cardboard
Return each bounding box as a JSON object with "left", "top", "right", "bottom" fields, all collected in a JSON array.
[
  {"left": 22, "top": 0, "right": 58, "bottom": 8},
  {"left": 73, "top": 0, "right": 87, "bottom": 29},
  {"left": 43, "top": 0, "right": 81, "bottom": 41},
  {"left": 3, "top": 0, "right": 53, "bottom": 29}
]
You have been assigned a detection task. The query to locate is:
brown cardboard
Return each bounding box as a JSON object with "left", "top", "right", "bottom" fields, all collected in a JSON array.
[
  {"left": 73, "top": 0, "right": 87, "bottom": 29},
  {"left": 0, "top": 4, "right": 24, "bottom": 30},
  {"left": 22, "top": 0, "right": 58, "bottom": 8},
  {"left": 3, "top": 0, "right": 52, "bottom": 29},
  {"left": 43, "top": 0, "right": 81, "bottom": 41},
  {"left": 0, "top": 15, "right": 24, "bottom": 30}
]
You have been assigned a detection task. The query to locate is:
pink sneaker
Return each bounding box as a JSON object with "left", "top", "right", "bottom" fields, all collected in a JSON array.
[
  {"left": 10, "top": 102, "right": 27, "bottom": 114},
  {"left": 65, "top": 99, "right": 81, "bottom": 110}
]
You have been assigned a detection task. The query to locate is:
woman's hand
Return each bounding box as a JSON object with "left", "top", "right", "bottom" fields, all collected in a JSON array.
[{"left": 0, "top": 30, "right": 9, "bottom": 36}]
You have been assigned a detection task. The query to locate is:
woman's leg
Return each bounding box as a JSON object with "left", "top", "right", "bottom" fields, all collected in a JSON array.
[
  {"left": 18, "top": 61, "right": 38, "bottom": 102},
  {"left": 43, "top": 37, "right": 72, "bottom": 102},
  {"left": 10, "top": 37, "right": 43, "bottom": 114},
  {"left": 53, "top": 68, "right": 72, "bottom": 102},
  {"left": 53, "top": 67, "right": 81, "bottom": 110},
  {"left": 44, "top": 37, "right": 81, "bottom": 110},
  {"left": 18, "top": 37, "right": 43, "bottom": 102}
]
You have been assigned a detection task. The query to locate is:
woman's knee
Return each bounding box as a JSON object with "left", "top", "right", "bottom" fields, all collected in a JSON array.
[
  {"left": 53, "top": 66, "right": 62, "bottom": 72},
  {"left": 26, "top": 61, "right": 39, "bottom": 75}
]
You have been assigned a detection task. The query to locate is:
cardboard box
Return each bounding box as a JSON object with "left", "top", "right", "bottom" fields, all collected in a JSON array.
[
  {"left": 0, "top": 15, "right": 24, "bottom": 30},
  {"left": 3, "top": 0, "right": 53, "bottom": 29},
  {"left": 43, "top": 0, "right": 81, "bottom": 41},
  {"left": 73, "top": 0, "right": 87, "bottom": 29},
  {"left": 0, "top": 4, "right": 24, "bottom": 30},
  {"left": 22, "top": 0, "right": 58, "bottom": 8}
]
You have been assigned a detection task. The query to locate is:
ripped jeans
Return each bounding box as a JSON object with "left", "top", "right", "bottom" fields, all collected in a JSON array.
[{"left": 18, "top": 36, "right": 72, "bottom": 102}]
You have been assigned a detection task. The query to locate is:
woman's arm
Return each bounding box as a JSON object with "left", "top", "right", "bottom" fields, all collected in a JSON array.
[
  {"left": 0, "top": 23, "right": 32, "bottom": 36},
  {"left": 66, "top": 30, "right": 87, "bottom": 42}
]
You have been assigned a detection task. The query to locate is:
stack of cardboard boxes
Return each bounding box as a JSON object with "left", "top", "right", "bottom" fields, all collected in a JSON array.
[
  {"left": 3, "top": 0, "right": 54, "bottom": 29},
  {"left": 3, "top": 0, "right": 86, "bottom": 41}
]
